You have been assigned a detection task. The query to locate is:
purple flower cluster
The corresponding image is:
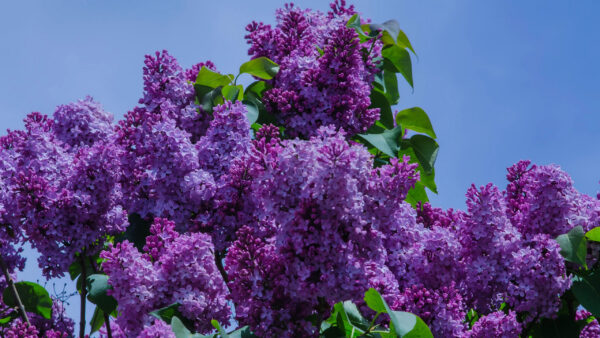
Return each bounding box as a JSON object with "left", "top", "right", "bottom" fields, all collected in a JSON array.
[
  {"left": 1, "top": 102, "right": 127, "bottom": 277},
  {"left": 246, "top": 1, "right": 381, "bottom": 137},
  {"left": 466, "top": 311, "right": 521, "bottom": 338},
  {"left": 101, "top": 218, "right": 230, "bottom": 336}
]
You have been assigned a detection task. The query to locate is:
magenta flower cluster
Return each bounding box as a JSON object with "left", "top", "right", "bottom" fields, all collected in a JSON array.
[{"left": 1, "top": 1, "right": 599, "bottom": 337}]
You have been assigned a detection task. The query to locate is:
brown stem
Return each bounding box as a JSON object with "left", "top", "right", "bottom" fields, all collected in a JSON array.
[
  {"left": 88, "top": 257, "right": 112, "bottom": 338},
  {"left": 0, "top": 256, "right": 29, "bottom": 324},
  {"left": 79, "top": 255, "right": 87, "bottom": 338},
  {"left": 214, "top": 250, "right": 230, "bottom": 291}
]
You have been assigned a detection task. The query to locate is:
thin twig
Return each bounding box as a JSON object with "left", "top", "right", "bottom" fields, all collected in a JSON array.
[
  {"left": 0, "top": 256, "right": 29, "bottom": 324},
  {"left": 78, "top": 255, "right": 87, "bottom": 338}
]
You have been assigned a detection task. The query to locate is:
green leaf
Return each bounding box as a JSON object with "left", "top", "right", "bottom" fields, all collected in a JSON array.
[
  {"left": 388, "top": 311, "right": 433, "bottom": 338},
  {"left": 0, "top": 311, "right": 18, "bottom": 325},
  {"left": 399, "top": 145, "right": 437, "bottom": 194},
  {"left": 120, "top": 213, "right": 152, "bottom": 252},
  {"left": 364, "top": 288, "right": 432, "bottom": 337},
  {"left": 382, "top": 45, "right": 413, "bottom": 88},
  {"left": 228, "top": 326, "right": 257, "bottom": 338},
  {"left": 171, "top": 316, "right": 193, "bottom": 338},
  {"left": 556, "top": 226, "right": 588, "bottom": 268},
  {"left": 239, "top": 57, "right": 280, "bottom": 80},
  {"left": 358, "top": 127, "right": 403, "bottom": 158},
  {"left": 408, "top": 135, "right": 439, "bottom": 175},
  {"left": 150, "top": 303, "right": 196, "bottom": 333},
  {"left": 222, "top": 85, "right": 243, "bottom": 102},
  {"left": 346, "top": 14, "right": 371, "bottom": 42},
  {"left": 586, "top": 227, "right": 600, "bottom": 242},
  {"left": 364, "top": 288, "right": 387, "bottom": 313},
  {"left": 90, "top": 306, "right": 105, "bottom": 334},
  {"left": 86, "top": 274, "right": 117, "bottom": 315},
  {"left": 194, "top": 85, "right": 223, "bottom": 114},
  {"left": 405, "top": 181, "right": 429, "bottom": 207},
  {"left": 396, "top": 29, "right": 416, "bottom": 55},
  {"left": 572, "top": 269, "right": 600, "bottom": 318},
  {"left": 195, "top": 66, "right": 233, "bottom": 88},
  {"left": 383, "top": 70, "right": 400, "bottom": 105},
  {"left": 245, "top": 81, "right": 269, "bottom": 98},
  {"left": 211, "top": 320, "right": 228, "bottom": 337},
  {"left": 396, "top": 108, "right": 437, "bottom": 139},
  {"left": 242, "top": 100, "right": 259, "bottom": 125},
  {"left": 2, "top": 281, "right": 52, "bottom": 320},
  {"left": 370, "top": 90, "right": 394, "bottom": 129},
  {"left": 68, "top": 255, "right": 98, "bottom": 281}
]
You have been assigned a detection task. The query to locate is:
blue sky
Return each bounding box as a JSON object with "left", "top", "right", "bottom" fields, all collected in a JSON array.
[{"left": 2, "top": 0, "right": 600, "bottom": 334}]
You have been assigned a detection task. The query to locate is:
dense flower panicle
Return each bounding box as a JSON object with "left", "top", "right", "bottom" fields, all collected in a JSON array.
[
  {"left": 506, "top": 234, "right": 570, "bottom": 321},
  {"left": 225, "top": 226, "right": 316, "bottom": 337},
  {"left": 101, "top": 241, "right": 159, "bottom": 335},
  {"left": 506, "top": 161, "right": 600, "bottom": 237},
  {"left": 459, "top": 184, "right": 521, "bottom": 312},
  {"left": 2, "top": 110, "right": 126, "bottom": 277},
  {"left": 196, "top": 101, "right": 251, "bottom": 179},
  {"left": 247, "top": 3, "right": 380, "bottom": 137},
  {"left": 1, "top": 319, "right": 39, "bottom": 338},
  {"left": 577, "top": 309, "right": 600, "bottom": 338},
  {"left": 138, "top": 320, "right": 176, "bottom": 338},
  {"left": 102, "top": 218, "right": 229, "bottom": 335},
  {"left": 140, "top": 50, "right": 213, "bottom": 142},
  {"left": 392, "top": 283, "right": 467, "bottom": 337},
  {"left": 416, "top": 202, "right": 465, "bottom": 229},
  {"left": 117, "top": 114, "right": 206, "bottom": 230},
  {"left": 466, "top": 311, "right": 521, "bottom": 338},
  {"left": 52, "top": 96, "right": 114, "bottom": 149},
  {"left": 156, "top": 232, "right": 231, "bottom": 333}
]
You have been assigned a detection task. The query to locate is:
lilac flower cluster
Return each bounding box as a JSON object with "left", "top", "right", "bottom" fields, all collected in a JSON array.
[
  {"left": 101, "top": 218, "right": 230, "bottom": 336},
  {"left": 0, "top": 100, "right": 127, "bottom": 277},
  {"left": 466, "top": 311, "right": 521, "bottom": 338},
  {"left": 246, "top": 1, "right": 381, "bottom": 137}
]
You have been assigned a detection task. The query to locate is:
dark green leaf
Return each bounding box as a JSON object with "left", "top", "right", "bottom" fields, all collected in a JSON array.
[
  {"left": 586, "top": 227, "right": 600, "bottom": 242},
  {"left": 242, "top": 100, "right": 259, "bottom": 125},
  {"left": 86, "top": 274, "right": 117, "bottom": 314},
  {"left": 383, "top": 70, "right": 400, "bottom": 105},
  {"left": 396, "top": 108, "right": 437, "bottom": 139},
  {"left": 2, "top": 281, "right": 52, "bottom": 320},
  {"left": 239, "top": 57, "right": 280, "bottom": 80},
  {"left": 382, "top": 45, "right": 413, "bottom": 88},
  {"left": 120, "top": 213, "right": 152, "bottom": 252},
  {"left": 358, "top": 127, "right": 403, "bottom": 158},
  {"left": 388, "top": 311, "right": 433, "bottom": 338},
  {"left": 370, "top": 90, "right": 394, "bottom": 129},
  {"left": 364, "top": 288, "right": 387, "bottom": 313},
  {"left": 222, "top": 85, "right": 243, "bottom": 102},
  {"left": 150, "top": 303, "right": 195, "bottom": 332},
  {"left": 228, "top": 326, "right": 257, "bottom": 338},
  {"left": 321, "top": 326, "right": 346, "bottom": 338},
  {"left": 409, "top": 135, "right": 439, "bottom": 175},
  {"left": 572, "top": 269, "right": 600, "bottom": 318},
  {"left": 398, "top": 147, "right": 437, "bottom": 194},
  {"left": 530, "top": 313, "right": 586, "bottom": 338},
  {"left": 68, "top": 255, "right": 98, "bottom": 281},
  {"left": 0, "top": 311, "right": 18, "bottom": 325},
  {"left": 90, "top": 306, "right": 105, "bottom": 334},
  {"left": 195, "top": 66, "right": 233, "bottom": 88},
  {"left": 556, "top": 226, "right": 588, "bottom": 268}
]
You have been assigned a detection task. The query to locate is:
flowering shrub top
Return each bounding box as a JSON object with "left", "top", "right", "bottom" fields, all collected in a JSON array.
[{"left": 1, "top": 1, "right": 600, "bottom": 338}]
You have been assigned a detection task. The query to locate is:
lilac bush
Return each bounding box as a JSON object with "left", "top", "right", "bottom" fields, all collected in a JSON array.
[{"left": 1, "top": 1, "right": 600, "bottom": 338}]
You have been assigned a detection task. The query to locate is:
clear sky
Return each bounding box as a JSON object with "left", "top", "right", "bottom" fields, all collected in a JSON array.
[{"left": 2, "top": 0, "right": 600, "bottom": 334}]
